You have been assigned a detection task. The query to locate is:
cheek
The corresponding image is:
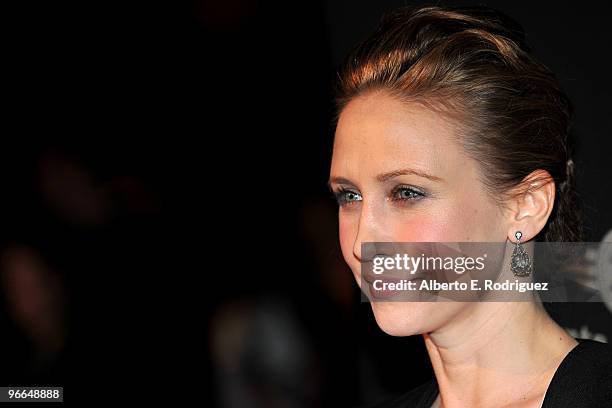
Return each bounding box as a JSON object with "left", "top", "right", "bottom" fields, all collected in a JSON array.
[
  {"left": 388, "top": 212, "right": 461, "bottom": 241},
  {"left": 338, "top": 214, "right": 358, "bottom": 263},
  {"left": 388, "top": 201, "right": 499, "bottom": 242}
]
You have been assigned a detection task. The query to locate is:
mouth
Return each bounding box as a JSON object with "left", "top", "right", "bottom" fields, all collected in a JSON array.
[
  {"left": 359, "top": 271, "right": 427, "bottom": 301},
  {"left": 361, "top": 270, "right": 426, "bottom": 285}
]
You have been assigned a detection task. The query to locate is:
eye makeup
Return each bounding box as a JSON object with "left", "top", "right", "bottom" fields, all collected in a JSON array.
[{"left": 330, "top": 184, "right": 427, "bottom": 208}]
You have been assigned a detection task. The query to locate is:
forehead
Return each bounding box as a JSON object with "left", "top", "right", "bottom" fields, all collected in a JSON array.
[{"left": 332, "top": 91, "right": 465, "bottom": 174}]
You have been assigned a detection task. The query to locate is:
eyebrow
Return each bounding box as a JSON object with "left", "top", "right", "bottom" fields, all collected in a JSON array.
[
  {"left": 375, "top": 168, "right": 443, "bottom": 183},
  {"left": 327, "top": 177, "right": 353, "bottom": 191},
  {"left": 328, "top": 168, "right": 442, "bottom": 190}
]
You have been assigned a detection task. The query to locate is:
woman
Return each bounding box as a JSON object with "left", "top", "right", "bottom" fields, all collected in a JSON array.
[{"left": 328, "top": 5, "right": 611, "bottom": 408}]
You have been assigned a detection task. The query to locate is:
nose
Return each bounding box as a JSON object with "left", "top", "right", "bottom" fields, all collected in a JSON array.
[{"left": 352, "top": 202, "right": 387, "bottom": 263}]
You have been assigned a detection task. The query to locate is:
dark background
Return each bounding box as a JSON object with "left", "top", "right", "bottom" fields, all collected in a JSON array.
[{"left": 2, "top": 0, "right": 611, "bottom": 406}]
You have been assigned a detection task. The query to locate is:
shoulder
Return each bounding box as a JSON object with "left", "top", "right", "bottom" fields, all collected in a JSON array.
[
  {"left": 543, "top": 338, "right": 612, "bottom": 408},
  {"left": 358, "top": 379, "right": 438, "bottom": 408}
]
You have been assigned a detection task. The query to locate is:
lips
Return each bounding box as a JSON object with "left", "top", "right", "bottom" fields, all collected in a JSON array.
[
  {"left": 364, "top": 276, "right": 427, "bottom": 301},
  {"left": 361, "top": 260, "right": 426, "bottom": 284},
  {"left": 363, "top": 271, "right": 417, "bottom": 284}
]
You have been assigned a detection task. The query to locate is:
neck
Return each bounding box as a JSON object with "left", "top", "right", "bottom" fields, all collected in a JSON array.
[{"left": 424, "top": 300, "right": 577, "bottom": 408}]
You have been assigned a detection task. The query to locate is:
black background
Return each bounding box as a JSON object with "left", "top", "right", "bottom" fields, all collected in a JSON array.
[{"left": 2, "top": 0, "right": 611, "bottom": 406}]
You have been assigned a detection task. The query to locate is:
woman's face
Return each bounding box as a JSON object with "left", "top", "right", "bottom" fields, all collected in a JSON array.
[{"left": 329, "top": 90, "right": 509, "bottom": 336}]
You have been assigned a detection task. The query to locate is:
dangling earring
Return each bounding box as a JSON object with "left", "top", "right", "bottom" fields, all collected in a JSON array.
[{"left": 511, "top": 231, "right": 532, "bottom": 277}]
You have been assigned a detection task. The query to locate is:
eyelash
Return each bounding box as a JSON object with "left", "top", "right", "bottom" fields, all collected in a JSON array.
[{"left": 332, "top": 185, "right": 425, "bottom": 207}]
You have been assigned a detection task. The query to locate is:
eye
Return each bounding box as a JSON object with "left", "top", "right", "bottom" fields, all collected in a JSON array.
[
  {"left": 333, "top": 188, "right": 362, "bottom": 206},
  {"left": 390, "top": 185, "right": 425, "bottom": 204}
]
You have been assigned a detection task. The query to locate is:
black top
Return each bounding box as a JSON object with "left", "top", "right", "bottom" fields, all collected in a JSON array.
[{"left": 365, "top": 338, "right": 612, "bottom": 408}]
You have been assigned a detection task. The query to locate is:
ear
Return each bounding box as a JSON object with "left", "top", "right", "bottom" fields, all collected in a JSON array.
[{"left": 506, "top": 170, "right": 555, "bottom": 242}]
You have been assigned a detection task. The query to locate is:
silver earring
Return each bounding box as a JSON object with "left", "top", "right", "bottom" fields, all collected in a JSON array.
[{"left": 511, "top": 231, "right": 532, "bottom": 277}]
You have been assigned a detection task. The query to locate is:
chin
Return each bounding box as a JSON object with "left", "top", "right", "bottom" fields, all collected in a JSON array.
[
  {"left": 369, "top": 302, "right": 432, "bottom": 336},
  {"left": 370, "top": 301, "right": 463, "bottom": 336}
]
